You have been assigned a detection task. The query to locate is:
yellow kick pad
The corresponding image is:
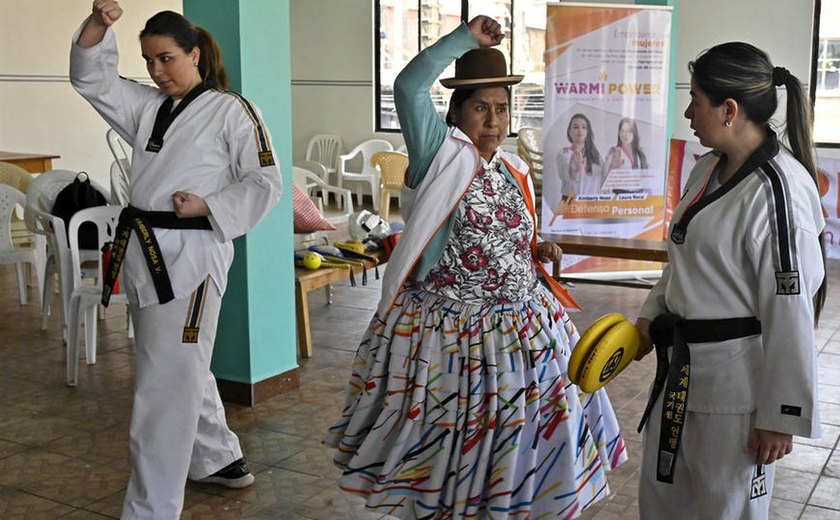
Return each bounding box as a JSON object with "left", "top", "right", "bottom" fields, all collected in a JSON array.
[{"left": 569, "top": 313, "right": 640, "bottom": 393}]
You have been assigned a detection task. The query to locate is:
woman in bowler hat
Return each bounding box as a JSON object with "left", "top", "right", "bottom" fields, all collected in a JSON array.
[{"left": 326, "top": 15, "right": 627, "bottom": 518}]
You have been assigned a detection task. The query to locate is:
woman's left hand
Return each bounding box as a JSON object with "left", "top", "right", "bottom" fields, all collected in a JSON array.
[
  {"left": 172, "top": 191, "right": 210, "bottom": 218},
  {"left": 467, "top": 15, "right": 504, "bottom": 47},
  {"left": 537, "top": 241, "right": 563, "bottom": 264},
  {"left": 747, "top": 428, "right": 793, "bottom": 464}
]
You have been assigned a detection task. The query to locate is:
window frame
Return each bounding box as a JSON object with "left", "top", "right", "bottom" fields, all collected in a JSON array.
[
  {"left": 374, "top": 0, "right": 535, "bottom": 135},
  {"left": 812, "top": 0, "right": 840, "bottom": 147}
]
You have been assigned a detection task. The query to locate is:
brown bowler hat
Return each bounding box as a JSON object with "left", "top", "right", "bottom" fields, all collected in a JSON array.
[{"left": 440, "top": 47, "right": 524, "bottom": 89}]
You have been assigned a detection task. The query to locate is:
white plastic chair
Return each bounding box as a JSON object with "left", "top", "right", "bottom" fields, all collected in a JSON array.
[
  {"left": 290, "top": 168, "right": 341, "bottom": 304},
  {"left": 338, "top": 139, "right": 393, "bottom": 211},
  {"left": 517, "top": 127, "right": 544, "bottom": 183},
  {"left": 0, "top": 185, "right": 45, "bottom": 306},
  {"left": 106, "top": 129, "right": 131, "bottom": 177},
  {"left": 293, "top": 162, "right": 354, "bottom": 225},
  {"left": 304, "top": 134, "right": 343, "bottom": 204},
  {"left": 305, "top": 134, "right": 343, "bottom": 177},
  {"left": 109, "top": 159, "right": 130, "bottom": 206},
  {"left": 106, "top": 129, "right": 131, "bottom": 206},
  {"left": 25, "top": 171, "right": 108, "bottom": 334},
  {"left": 65, "top": 205, "right": 131, "bottom": 386},
  {"left": 517, "top": 127, "right": 544, "bottom": 204}
]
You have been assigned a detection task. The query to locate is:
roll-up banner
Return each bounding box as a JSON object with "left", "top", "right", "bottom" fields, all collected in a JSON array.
[
  {"left": 542, "top": 3, "right": 672, "bottom": 276},
  {"left": 815, "top": 154, "right": 840, "bottom": 259}
]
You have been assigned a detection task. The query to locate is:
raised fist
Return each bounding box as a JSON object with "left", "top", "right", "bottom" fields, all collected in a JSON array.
[
  {"left": 91, "top": 0, "right": 123, "bottom": 27},
  {"left": 467, "top": 15, "right": 504, "bottom": 47}
]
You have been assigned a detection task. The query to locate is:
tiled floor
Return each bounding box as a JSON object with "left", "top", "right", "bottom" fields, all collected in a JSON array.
[{"left": 1, "top": 251, "right": 839, "bottom": 518}]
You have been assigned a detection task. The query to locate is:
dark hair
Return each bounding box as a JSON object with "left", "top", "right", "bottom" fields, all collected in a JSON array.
[
  {"left": 140, "top": 11, "right": 229, "bottom": 90},
  {"left": 567, "top": 113, "right": 601, "bottom": 168},
  {"left": 690, "top": 42, "right": 826, "bottom": 323},
  {"left": 616, "top": 117, "right": 648, "bottom": 169},
  {"left": 445, "top": 86, "right": 511, "bottom": 126}
]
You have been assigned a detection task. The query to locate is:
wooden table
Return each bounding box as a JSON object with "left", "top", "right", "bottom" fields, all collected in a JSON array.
[
  {"left": 0, "top": 151, "right": 60, "bottom": 174},
  {"left": 541, "top": 233, "right": 669, "bottom": 288},
  {"left": 542, "top": 233, "right": 669, "bottom": 263},
  {"left": 295, "top": 255, "right": 382, "bottom": 359}
]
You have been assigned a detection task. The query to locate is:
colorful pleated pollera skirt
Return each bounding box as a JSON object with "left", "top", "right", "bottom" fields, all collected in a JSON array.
[{"left": 325, "top": 285, "right": 627, "bottom": 519}]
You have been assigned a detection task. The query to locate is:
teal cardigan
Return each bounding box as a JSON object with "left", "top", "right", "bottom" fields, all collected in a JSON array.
[{"left": 394, "top": 22, "right": 526, "bottom": 281}]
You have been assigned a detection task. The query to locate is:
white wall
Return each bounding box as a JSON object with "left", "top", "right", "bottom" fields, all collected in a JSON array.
[
  {"left": 671, "top": 0, "right": 814, "bottom": 141},
  {"left": 0, "top": 0, "right": 820, "bottom": 186},
  {"left": 289, "top": 0, "right": 404, "bottom": 167},
  {"left": 0, "top": 0, "right": 180, "bottom": 188}
]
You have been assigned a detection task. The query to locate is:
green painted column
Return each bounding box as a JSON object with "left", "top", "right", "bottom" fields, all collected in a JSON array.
[{"left": 184, "top": 0, "right": 297, "bottom": 404}]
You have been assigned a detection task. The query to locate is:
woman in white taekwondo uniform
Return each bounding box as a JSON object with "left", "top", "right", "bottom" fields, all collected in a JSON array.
[
  {"left": 70, "top": 2, "right": 281, "bottom": 519},
  {"left": 633, "top": 42, "right": 827, "bottom": 519}
]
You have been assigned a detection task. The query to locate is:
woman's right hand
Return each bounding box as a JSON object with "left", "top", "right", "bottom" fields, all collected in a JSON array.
[
  {"left": 77, "top": 0, "right": 122, "bottom": 48},
  {"left": 609, "top": 147, "right": 623, "bottom": 169},
  {"left": 91, "top": 0, "right": 123, "bottom": 27},
  {"left": 634, "top": 317, "right": 653, "bottom": 360},
  {"left": 467, "top": 15, "right": 504, "bottom": 47}
]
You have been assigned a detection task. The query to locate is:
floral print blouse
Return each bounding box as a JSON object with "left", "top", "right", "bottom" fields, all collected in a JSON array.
[{"left": 419, "top": 157, "right": 539, "bottom": 304}]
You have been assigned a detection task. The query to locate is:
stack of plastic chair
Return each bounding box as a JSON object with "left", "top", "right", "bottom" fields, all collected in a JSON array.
[
  {"left": 24, "top": 171, "right": 108, "bottom": 335},
  {"left": 293, "top": 162, "right": 354, "bottom": 225},
  {"left": 109, "top": 160, "right": 130, "bottom": 206},
  {"left": 517, "top": 127, "right": 544, "bottom": 205},
  {"left": 304, "top": 134, "right": 343, "bottom": 205},
  {"left": 338, "top": 139, "right": 393, "bottom": 211},
  {"left": 0, "top": 184, "right": 45, "bottom": 306},
  {"left": 370, "top": 150, "right": 408, "bottom": 221},
  {"left": 106, "top": 128, "right": 131, "bottom": 206},
  {"left": 65, "top": 205, "right": 131, "bottom": 386}
]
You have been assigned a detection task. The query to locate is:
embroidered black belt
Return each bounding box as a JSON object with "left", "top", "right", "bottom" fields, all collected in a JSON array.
[
  {"left": 101, "top": 205, "right": 212, "bottom": 306},
  {"left": 637, "top": 312, "right": 762, "bottom": 483}
]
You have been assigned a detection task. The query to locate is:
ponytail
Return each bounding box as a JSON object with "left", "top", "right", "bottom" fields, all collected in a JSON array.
[
  {"left": 779, "top": 73, "right": 826, "bottom": 325},
  {"left": 781, "top": 74, "right": 817, "bottom": 185},
  {"left": 195, "top": 27, "right": 228, "bottom": 90}
]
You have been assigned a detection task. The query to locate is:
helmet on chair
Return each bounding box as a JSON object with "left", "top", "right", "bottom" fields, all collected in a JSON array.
[{"left": 348, "top": 210, "right": 392, "bottom": 242}]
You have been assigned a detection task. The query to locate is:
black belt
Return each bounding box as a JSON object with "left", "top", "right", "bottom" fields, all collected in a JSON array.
[
  {"left": 637, "top": 312, "right": 761, "bottom": 483},
  {"left": 101, "top": 205, "right": 212, "bottom": 306}
]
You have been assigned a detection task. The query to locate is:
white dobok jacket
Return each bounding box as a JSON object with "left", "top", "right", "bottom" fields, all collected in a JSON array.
[
  {"left": 70, "top": 26, "right": 282, "bottom": 308},
  {"left": 640, "top": 137, "right": 824, "bottom": 438}
]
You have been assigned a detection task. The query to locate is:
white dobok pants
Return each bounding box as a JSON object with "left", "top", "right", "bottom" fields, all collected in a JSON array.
[
  {"left": 122, "top": 280, "right": 243, "bottom": 520},
  {"left": 638, "top": 391, "right": 776, "bottom": 520}
]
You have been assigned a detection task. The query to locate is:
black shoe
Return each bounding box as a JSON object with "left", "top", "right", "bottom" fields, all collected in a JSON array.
[{"left": 197, "top": 458, "right": 255, "bottom": 489}]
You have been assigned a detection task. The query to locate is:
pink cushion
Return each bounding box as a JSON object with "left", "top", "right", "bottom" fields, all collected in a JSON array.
[{"left": 293, "top": 184, "right": 335, "bottom": 233}]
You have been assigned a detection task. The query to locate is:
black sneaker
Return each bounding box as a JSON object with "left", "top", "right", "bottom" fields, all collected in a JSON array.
[{"left": 197, "top": 458, "right": 255, "bottom": 489}]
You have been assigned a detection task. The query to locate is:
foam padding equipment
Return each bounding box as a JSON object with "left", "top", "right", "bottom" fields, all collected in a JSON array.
[{"left": 569, "top": 313, "right": 640, "bottom": 393}]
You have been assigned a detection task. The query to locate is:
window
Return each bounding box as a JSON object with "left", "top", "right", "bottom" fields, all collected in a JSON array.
[
  {"left": 376, "top": 0, "right": 547, "bottom": 133},
  {"left": 813, "top": 0, "right": 840, "bottom": 145}
]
